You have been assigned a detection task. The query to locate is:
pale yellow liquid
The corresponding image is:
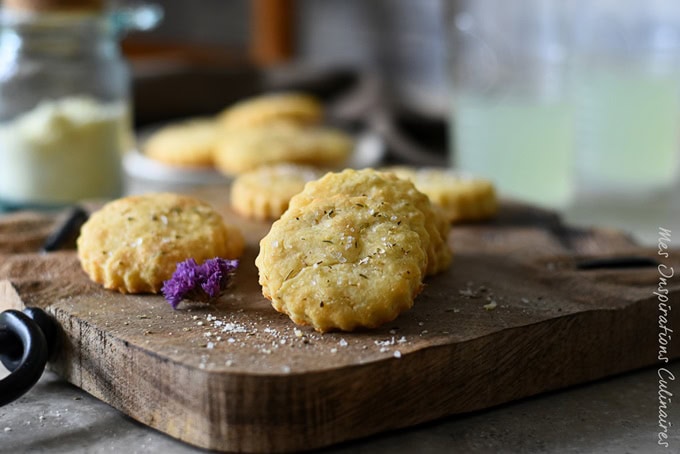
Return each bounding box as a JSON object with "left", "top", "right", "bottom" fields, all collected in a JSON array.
[
  {"left": 453, "top": 95, "right": 573, "bottom": 208},
  {"left": 573, "top": 69, "right": 680, "bottom": 191}
]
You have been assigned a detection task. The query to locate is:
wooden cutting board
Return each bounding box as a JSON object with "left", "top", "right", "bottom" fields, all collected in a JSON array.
[{"left": 0, "top": 197, "right": 678, "bottom": 453}]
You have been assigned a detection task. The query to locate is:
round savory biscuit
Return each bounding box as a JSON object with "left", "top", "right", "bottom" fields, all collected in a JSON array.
[
  {"left": 230, "top": 164, "right": 321, "bottom": 221},
  {"left": 77, "top": 193, "right": 244, "bottom": 294},
  {"left": 214, "top": 124, "right": 353, "bottom": 175},
  {"left": 144, "top": 118, "right": 221, "bottom": 167},
  {"left": 219, "top": 92, "right": 322, "bottom": 130},
  {"left": 288, "top": 168, "right": 452, "bottom": 275},
  {"left": 385, "top": 167, "right": 497, "bottom": 223},
  {"left": 256, "top": 195, "right": 427, "bottom": 332}
]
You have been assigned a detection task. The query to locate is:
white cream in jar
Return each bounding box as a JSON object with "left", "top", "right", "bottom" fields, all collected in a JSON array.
[{"left": 0, "top": 96, "right": 127, "bottom": 207}]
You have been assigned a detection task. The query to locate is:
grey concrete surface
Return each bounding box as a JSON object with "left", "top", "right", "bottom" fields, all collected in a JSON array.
[{"left": 1, "top": 366, "right": 677, "bottom": 454}]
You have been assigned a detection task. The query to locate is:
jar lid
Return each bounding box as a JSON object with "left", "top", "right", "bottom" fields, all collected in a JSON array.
[{"left": 3, "top": 0, "right": 104, "bottom": 12}]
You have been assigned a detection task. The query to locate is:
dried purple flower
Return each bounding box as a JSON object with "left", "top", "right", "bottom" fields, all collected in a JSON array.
[{"left": 162, "top": 257, "right": 239, "bottom": 309}]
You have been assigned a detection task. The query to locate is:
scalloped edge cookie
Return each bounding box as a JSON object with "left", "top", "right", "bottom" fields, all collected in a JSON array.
[
  {"left": 230, "top": 164, "right": 322, "bottom": 221},
  {"left": 77, "top": 193, "right": 244, "bottom": 294},
  {"left": 384, "top": 167, "right": 497, "bottom": 223},
  {"left": 256, "top": 195, "right": 426, "bottom": 332}
]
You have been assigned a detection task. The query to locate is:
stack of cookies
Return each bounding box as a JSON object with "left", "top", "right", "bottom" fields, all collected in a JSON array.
[
  {"left": 143, "top": 92, "right": 354, "bottom": 175},
  {"left": 256, "top": 168, "right": 452, "bottom": 332}
]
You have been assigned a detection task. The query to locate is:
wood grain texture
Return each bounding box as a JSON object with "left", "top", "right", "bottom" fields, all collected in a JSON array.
[{"left": 0, "top": 202, "right": 677, "bottom": 452}]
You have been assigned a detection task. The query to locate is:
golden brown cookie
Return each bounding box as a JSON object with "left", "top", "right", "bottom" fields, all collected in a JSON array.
[
  {"left": 256, "top": 195, "right": 427, "bottom": 332},
  {"left": 230, "top": 164, "right": 321, "bottom": 221},
  {"left": 218, "top": 92, "right": 322, "bottom": 130},
  {"left": 143, "top": 118, "right": 222, "bottom": 168},
  {"left": 384, "top": 167, "right": 497, "bottom": 223},
  {"left": 214, "top": 124, "right": 353, "bottom": 175},
  {"left": 77, "top": 193, "right": 244, "bottom": 294},
  {"left": 288, "top": 168, "right": 451, "bottom": 276}
]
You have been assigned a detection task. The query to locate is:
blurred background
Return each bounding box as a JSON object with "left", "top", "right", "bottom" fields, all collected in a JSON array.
[
  {"left": 121, "top": 0, "right": 680, "bottom": 243},
  {"left": 122, "top": 0, "right": 448, "bottom": 123},
  {"left": 121, "top": 0, "right": 451, "bottom": 172},
  {"left": 1, "top": 0, "right": 679, "bottom": 243}
]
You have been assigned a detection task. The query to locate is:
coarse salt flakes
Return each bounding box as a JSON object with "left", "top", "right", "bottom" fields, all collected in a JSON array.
[
  {"left": 222, "top": 323, "right": 247, "bottom": 333},
  {"left": 393, "top": 351, "right": 402, "bottom": 358},
  {"left": 375, "top": 337, "right": 395, "bottom": 347},
  {"left": 338, "top": 339, "right": 348, "bottom": 347}
]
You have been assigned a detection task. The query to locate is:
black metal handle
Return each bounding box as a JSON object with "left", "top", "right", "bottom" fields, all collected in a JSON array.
[{"left": 0, "top": 308, "right": 58, "bottom": 407}]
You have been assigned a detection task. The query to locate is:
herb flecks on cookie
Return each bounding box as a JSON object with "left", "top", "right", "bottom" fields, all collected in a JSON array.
[
  {"left": 256, "top": 168, "right": 452, "bottom": 332},
  {"left": 77, "top": 193, "right": 244, "bottom": 294}
]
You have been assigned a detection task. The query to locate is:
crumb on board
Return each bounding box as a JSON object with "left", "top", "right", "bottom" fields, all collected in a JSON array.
[
  {"left": 483, "top": 301, "right": 498, "bottom": 311},
  {"left": 458, "top": 288, "right": 478, "bottom": 298}
]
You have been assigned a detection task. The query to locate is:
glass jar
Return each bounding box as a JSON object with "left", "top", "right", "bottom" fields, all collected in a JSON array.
[
  {"left": 570, "top": 0, "right": 680, "bottom": 195},
  {"left": 449, "top": 0, "right": 573, "bottom": 209},
  {"left": 0, "top": 5, "right": 132, "bottom": 210}
]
